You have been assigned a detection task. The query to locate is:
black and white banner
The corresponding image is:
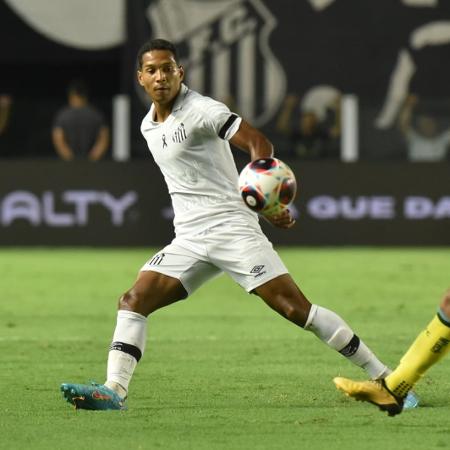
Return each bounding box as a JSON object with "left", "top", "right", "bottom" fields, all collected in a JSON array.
[
  {"left": 123, "top": 0, "right": 450, "bottom": 158},
  {"left": 2, "top": 0, "right": 450, "bottom": 158}
]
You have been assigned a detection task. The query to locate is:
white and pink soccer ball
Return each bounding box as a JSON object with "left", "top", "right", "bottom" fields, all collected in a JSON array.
[{"left": 238, "top": 157, "right": 297, "bottom": 216}]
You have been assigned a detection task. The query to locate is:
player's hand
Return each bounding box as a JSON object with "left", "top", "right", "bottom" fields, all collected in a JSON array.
[{"left": 263, "top": 208, "right": 296, "bottom": 229}]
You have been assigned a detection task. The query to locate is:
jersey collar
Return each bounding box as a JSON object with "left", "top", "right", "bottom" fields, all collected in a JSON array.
[
  {"left": 148, "top": 83, "right": 189, "bottom": 125},
  {"left": 172, "top": 83, "right": 189, "bottom": 112}
]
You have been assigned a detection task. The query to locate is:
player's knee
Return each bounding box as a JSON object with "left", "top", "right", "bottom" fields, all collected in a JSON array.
[
  {"left": 276, "top": 294, "right": 307, "bottom": 326},
  {"left": 440, "top": 289, "right": 450, "bottom": 315},
  {"left": 118, "top": 284, "right": 182, "bottom": 316},
  {"left": 118, "top": 289, "right": 140, "bottom": 311},
  {"left": 282, "top": 302, "right": 299, "bottom": 322},
  {"left": 118, "top": 288, "right": 157, "bottom": 316}
]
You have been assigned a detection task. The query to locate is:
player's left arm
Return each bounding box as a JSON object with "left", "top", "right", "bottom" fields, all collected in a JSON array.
[
  {"left": 230, "top": 120, "right": 295, "bottom": 229},
  {"left": 263, "top": 209, "right": 296, "bottom": 229},
  {"left": 229, "top": 119, "right": 274, "bottom": 161}
]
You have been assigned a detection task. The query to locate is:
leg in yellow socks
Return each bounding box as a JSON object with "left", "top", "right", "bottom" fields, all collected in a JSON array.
[
  {"left": 333, "top": 291, "right": 450, "bottom": 416},
  {"left": 386, "top": 291, "right": 450, "bottom": 398}
]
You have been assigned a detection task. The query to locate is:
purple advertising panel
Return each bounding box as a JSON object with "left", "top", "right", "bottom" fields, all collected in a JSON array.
[{"left": 0, "top": 161, "right": 448, "bottom": 246}]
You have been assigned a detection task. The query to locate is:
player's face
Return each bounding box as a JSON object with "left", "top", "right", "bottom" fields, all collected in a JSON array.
[{"left": 137, "top": 50, "right": 184, "bottom": 105}]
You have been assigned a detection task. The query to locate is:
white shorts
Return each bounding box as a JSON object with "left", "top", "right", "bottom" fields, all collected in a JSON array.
[{"left": 140, "top": 221, "right": 288, "bottom": 296}]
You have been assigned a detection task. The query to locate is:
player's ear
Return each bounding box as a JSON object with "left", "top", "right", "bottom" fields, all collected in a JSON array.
[
  {"left": 178, "top": 66, "right": 184, "bottom": 81},
  {"left": 137, "top": 70, "right": 144, "bottom": 87}
]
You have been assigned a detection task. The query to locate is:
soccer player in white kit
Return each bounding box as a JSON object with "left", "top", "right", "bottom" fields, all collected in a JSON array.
[{"left": 60, "top": 39, "right": 408, "bottom": 410}]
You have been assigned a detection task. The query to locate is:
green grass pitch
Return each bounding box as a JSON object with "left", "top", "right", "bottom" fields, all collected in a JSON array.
[{"left": 1, "top": 247, "right": 450, "bottom": 450}]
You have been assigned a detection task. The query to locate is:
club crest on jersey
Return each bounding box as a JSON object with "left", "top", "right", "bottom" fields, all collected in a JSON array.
[
  {"left": 146, "top": 0, "right": 287, "bottom": 127},
  {"left": 172, "top": 123, "right": 188, "bottom": 143}
]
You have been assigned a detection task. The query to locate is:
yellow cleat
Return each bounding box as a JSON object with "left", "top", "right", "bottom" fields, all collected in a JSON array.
[{"left": 333, "top": 377, "right": 403, "bottom": 417}]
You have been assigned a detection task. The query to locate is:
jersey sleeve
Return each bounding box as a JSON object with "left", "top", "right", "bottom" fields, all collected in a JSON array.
[{"left": 198, "top": 97, "right": 242, "bottom": 140}]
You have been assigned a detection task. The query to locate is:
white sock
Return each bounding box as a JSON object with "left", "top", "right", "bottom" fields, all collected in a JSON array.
[
  {"left": 305, "top": 304, "right": 389, "bottom": 379},
  {"left": 105, "top": 310, "right": 147, "bottom": 397}
]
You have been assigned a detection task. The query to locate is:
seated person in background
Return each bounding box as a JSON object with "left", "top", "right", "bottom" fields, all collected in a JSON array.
[
  {"left": 398, "top": 94, "right": 450, "bottom": 162},
  {"left": 0, "top": 94, "right": 15, "bottom": 157},
  {"left": 275, "top": 93, "right": 340, "bottom": 159},
  {"left": 52, "top": 80, "right": 109, "bottom": 161}
]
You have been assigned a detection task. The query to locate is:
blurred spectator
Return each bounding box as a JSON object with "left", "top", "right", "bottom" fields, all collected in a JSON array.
[
  {"left": 0, "top": 94, "right": 14, "bottom": 156},
  {"left": 275, "top": 93, "right": 340, "bottom": 159},
  {"left": 52, "top": 80, "right": 109, "bottom": 161},
  {"left": 398, "top": 94, "right": 450, "bottom": 162},
  {"left": 0, "top": 94, "right": 12, "bottom": 135}
]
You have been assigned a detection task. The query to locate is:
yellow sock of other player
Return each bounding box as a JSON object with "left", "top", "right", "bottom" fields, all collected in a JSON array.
[{"left": 385, "top": 310, "right": 450, "bottom": 398}]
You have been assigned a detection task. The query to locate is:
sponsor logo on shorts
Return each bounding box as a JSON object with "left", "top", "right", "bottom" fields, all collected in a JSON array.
[
  {"left": 250, "top": 264, "right": 266, "bottom": 278},
  {"left": 148, "top": 253, "right": 166, "bottom": 266}
]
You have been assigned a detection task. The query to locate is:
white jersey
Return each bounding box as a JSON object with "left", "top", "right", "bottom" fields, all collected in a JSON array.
[{"left": 140, "top": 84, "right": 260, "bottom": 237}]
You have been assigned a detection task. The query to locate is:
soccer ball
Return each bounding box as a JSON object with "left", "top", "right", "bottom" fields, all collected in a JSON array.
[{"left": 238, "top": 157, "right": 297, "bottom": 215}]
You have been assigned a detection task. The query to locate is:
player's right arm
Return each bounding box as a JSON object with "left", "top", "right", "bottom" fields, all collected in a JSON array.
[{"left": 230, "top": 119, "right": 274, "bottom": 161}]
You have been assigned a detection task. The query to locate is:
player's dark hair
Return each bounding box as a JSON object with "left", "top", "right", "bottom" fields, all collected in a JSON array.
[
  {"left": 67, "top": 79, "right": 89, "bottom": 98},
  {"left": 137, "top": 38, "right": 179, "bottom": 69}
]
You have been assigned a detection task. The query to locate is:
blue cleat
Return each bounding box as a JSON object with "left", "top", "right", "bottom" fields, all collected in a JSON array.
[
  {"left": 403, "top": 390, "right": 420, "bottom": 410},
  {"left": 60, "top": 382, "right": 126, "bottom": 410}
]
